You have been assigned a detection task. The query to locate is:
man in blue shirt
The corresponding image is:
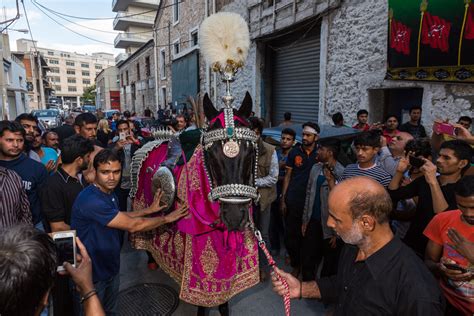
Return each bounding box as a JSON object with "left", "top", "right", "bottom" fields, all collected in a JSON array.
[{"left": 71, "top": 149, "right": 188, "bottom": 315}]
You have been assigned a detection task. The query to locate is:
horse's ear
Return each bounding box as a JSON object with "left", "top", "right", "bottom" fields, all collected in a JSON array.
[
  {"left": 237, "top": 92, "right": 253, "bottom": 118},
  {"left": 203, "top": 93, "right": 219, "bottom": 120}
]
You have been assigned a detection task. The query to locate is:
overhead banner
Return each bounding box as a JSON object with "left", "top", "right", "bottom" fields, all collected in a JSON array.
[{"left": 387, "top": 0, "right": 474, "bottom": 83}]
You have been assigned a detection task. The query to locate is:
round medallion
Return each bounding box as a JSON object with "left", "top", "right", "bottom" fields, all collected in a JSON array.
[{"left": 223, "top": 140, "right": 240, "bottom": 158}]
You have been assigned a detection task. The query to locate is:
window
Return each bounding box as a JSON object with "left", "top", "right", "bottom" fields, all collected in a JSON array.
[
  {"left": 49, "top": 59, "right": 59, "bottom": 65},
  {"left": 173, "top": 40, "right": 180, "bottom": 55},
  {"left": 172, "top": 0, "right": 179, "bottom": 24},
  {"left": 47, "top": 51, "right": 54, "bottom": 56},
  {"left": 83, "top": 79, "right": 91, "bottom": 85},
  {"left": 160, "top": 49, "right": 166, "bottom": 79},
  {"left": 81, "top": 63, "right": 89, "bottom": 68},
  {"left": 191, "top": 30, "right": 198, "bottom": 46},
  {"left": 68, "top": 86, "right": 77, "bottom": 92},
  {"left": 161, "top": 87, "right": 167, "bottom": 107},
  {"left": 82, "top": 70, "right": 90, "bottom": 77},
  {"left": 67, "top": 78, "right": 76, "bottom": 84},
  {"left": 49, "top": 76, "right": 60, "bottom": 83},
  {"left": 95, "top": 64, "right": 102, "bottom": 70},
  {"left": 126, "top": 70, "right": 129, "bottom": 85},
  {"left": 66, "top": 60, "right": 75, "bottom": 66},
  {"left": 136, "top": 63, "right": 140, "bottom": 80},
  {"left": 54, "top": 85, "right": 61, "bottom": 92},
  {"left": 50, "top": 67, "right": 60, "bottom": 73},
  {"left": 145, "top": 56, "right": 151, "bottom": 76},
  {"left": 67, "top": 69, "right": 76, "bottom": 75}
]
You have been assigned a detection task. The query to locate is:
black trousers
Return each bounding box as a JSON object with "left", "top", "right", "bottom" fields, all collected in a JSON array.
[
  {"left": 301, "top": 219, "right": 343, "bottom": 281},
  {"left": 269, "top": 199, "right": 285, "bottom": 253},
  {"left": 284, "top": 205, "right": 304, "bottom": 269},
  {"left": 116, "top": 187, "right": 130, "bottom": 212}
]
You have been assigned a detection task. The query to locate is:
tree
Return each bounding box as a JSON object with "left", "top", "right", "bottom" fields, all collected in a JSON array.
[{"left": 81, "top": 84, "right": 96, "bottom": 105}]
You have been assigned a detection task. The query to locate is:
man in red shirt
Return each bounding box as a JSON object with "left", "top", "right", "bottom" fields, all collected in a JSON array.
[
  {"left": 352, "top": 109, "right": 370, "bottom": 131},
  {"left": 382, "top": 115, "right": 401, "bottom": 144},
  {"left": 424, "top": 175, "right": 474, "bottom": 315}
]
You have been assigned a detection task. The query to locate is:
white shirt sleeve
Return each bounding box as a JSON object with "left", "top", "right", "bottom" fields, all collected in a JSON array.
[{"left": 255, "top": 151, "right": 279, "bottom": 188}]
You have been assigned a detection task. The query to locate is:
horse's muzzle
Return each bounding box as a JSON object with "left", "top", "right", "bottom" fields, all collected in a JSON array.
[{"left": 219, "top": 198, "right": 251, "bottom": 231}]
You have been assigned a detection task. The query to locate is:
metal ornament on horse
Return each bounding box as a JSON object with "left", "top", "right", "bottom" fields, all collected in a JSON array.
[{"left": 200, "top": 12, "right": 259, "bottom": 206}]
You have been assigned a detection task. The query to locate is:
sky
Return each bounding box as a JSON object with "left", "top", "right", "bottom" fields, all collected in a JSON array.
[{"left": 2, "top": 0, "right": 121, "bottom": 56}]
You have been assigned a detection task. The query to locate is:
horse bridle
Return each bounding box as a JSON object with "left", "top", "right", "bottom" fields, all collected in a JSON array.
[{"left": 201, "top": 107, "right": 259, "bottom": 204}]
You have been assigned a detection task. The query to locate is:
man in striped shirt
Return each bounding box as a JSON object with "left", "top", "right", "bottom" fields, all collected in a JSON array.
[
  {"left": 341, "top": 131, "right": 392, "bottom": 187},
  {"left": 0, "top": 166, "right": 31, "bottom": 228}
]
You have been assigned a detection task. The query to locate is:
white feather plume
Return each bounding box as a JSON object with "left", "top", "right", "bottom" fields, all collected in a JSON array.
[{"left": 199, "top": 12, "right": 250, "bottom": 68}]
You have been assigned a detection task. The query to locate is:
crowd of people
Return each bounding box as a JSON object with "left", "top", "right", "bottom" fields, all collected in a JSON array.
[{"left": 0, "top": 104, "right": 473, "bottom": 315}]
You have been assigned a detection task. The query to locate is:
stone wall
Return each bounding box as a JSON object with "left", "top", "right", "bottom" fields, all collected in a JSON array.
[
  {"left": 118, "top": 42, "right": 155, "bottom": 115},
  {"left": 155, "top": 0, "right": 207, "bottom": 109},
  {"left": 322, "top": 0, "right": 474, "bottom": 131}
]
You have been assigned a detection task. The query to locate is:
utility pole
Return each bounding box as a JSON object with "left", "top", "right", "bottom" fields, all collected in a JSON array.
[{"left": 36, "top": 52, "right": 45, "bottom": 109}]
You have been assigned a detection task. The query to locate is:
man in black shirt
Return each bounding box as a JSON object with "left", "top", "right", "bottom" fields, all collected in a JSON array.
[
  {"left": 399, "top": 105, "right": 427, "bottom": 139},
  {"left": 388, "top": 140, "right": 472, "bottom": 256},
  {"left": 272, "top": 177, "right": 445, "bottom": 315},
  {"left": 41, "top": 135, "right": 94, "bottom": 231},
  {"left": 280, "top": 122, "right": 319, "bottom": 277}
]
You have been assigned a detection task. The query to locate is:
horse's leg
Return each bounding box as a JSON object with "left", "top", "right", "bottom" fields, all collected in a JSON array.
[
  {"left": 218, "top": 302, "right": 229, "bottom": 316},
  {"left": 197, "top": 305, "right": 206, "bottom": 316}
]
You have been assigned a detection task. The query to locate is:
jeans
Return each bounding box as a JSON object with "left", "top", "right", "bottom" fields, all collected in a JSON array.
[
  {"left": 284, "top": 205, "right": 304, "bottom": 269},
  {"left": 73, "top": 274, "right": 120, "bottom": 316},
  {"left": 269, "top": 199, "right": 285, "bottom": 254}
]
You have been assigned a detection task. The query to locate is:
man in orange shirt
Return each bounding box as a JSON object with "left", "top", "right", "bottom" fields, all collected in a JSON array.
[{"left": 424, "top": 175, "right": 474, "bottom": 315}]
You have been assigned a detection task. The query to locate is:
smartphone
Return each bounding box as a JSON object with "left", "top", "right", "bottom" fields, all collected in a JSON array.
[
  {"left": 443, "top": 262, "right": 468, "bottom": 273},
  {"left": 434, "top": 122, "right": 456, "bottom": 136},
  {"left": 52, "top": 231, "right": 76, "bottom": 272},
  {"left": 409, "top": 155, "right": 426, "bottom": 169},
  {"left": 119, "top": 132, "right": 127, "bottom": 141}
]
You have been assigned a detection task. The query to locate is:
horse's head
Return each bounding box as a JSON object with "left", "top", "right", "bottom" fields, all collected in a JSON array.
[{"left": 201, "top": 92, "right": 258, "bottom": 231}]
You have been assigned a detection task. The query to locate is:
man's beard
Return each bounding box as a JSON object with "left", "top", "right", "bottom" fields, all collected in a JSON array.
[
  {"left": 79, "top": 161, "right": 89, "bottom": 171},
  {"left": 0, "top": 148, "right": 21, "bottom": 158},
  {"left": 338, "top": 222, "right": 364, "bottom": 245}
]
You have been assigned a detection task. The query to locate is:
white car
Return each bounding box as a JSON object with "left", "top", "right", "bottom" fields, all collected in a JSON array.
[{"left": 32, "top": 109, "right": 62, "bottom": 128}]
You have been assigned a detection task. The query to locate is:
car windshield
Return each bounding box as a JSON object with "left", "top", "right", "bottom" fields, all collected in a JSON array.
[{"left": 34, "top": 111, "right": 57, "bottom": 117}]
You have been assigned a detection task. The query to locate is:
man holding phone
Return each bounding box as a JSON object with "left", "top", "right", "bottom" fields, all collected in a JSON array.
[
  {"left": 424, "top": 176, "right": 474, "bottom": 315},
  {"left": 111, "top": 119, "right": 142, "bottom": 212},
  {"left": 71, "top": 149, "right": 188, "bottom": 315}
]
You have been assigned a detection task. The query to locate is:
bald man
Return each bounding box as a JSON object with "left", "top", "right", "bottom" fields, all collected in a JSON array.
[
  {"left": 272, "top": 177, "right": 445, "bottom": 315},
  {"left": 378, "top": 131, "right": 414, "bottom": 176}
]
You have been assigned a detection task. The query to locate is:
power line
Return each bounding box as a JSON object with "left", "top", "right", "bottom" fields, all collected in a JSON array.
[
  {"left": 31, "top": 1, "right": 115, "bottom": 46},
  {"left": 21, "top": 0, "right": 37, "bottom": 51},
  {"left": 32, "top": 0, "right": 185, "bottom": 21}
]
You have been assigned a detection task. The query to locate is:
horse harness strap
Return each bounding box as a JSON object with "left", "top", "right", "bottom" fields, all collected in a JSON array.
[{"left": 250, "top": 222, "right": 291, "bottom": 316}]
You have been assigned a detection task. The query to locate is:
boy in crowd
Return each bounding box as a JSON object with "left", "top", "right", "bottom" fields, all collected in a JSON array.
[
  {"left": 0, "top": 121, "right": 47, "bottom": 231},
  {"left": 352, "top": 109, "right": 370, "bottom": 131},
  {"left": 301, "top": 138, "right": 345, "bottom": 280},
  {"left": 340, "top": 130, "right": 392, "bottom": 187},
  {"left": 399, "top": 105, "right": 427, "bottom": 139},
  {"left": 424, "top": 175, "right": 474, "bottom": 315}
]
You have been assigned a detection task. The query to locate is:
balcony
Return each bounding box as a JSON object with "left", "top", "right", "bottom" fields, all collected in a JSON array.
[
  {"left": 114, "top": 33, "right": 152, "bottom": 49},
  {"left": 113, "top": 11, "right": 155, "bottom": 31},
  {"left": 115, "top": 53, "right": 129, "bottom": 66},
  {"left": 112, "top": 0, "right": 160, "bottom": 12}
]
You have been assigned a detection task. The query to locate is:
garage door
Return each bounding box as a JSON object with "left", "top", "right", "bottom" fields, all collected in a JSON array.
[{"left": 272, "top": 25, "right": 321, "bottom": 125}]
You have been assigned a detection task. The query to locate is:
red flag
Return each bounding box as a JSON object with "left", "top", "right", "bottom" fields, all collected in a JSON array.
[
  {"left": 421, "top": 12, "right": 451, "bottom": 52},
  {"left": 465, "top": 3, "right": 474, "bottom": 40},
  {"left": 390, "top": 19, "right": 412, "bottom": 55}
]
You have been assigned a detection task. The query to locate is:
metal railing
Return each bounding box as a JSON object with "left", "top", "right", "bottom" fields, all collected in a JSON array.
[
  {"left": 114, "top": 33, "right": 151, "bottom": 46},
  {"left": 113, "top": 11, "right": 155, "bottom": 28}
]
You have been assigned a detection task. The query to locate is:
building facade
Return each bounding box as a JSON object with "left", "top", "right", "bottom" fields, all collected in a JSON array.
[
  {"left": 0, "top": 34, "right": 29, "bottom": 119},
  {"left": 113, "top": 0, "right": 157, "bottom": 63},
  {"left": 118, "top": 39, "right": 155, "bottom": 114},
  {"left": 16, "top": 39, "right": 114, "bottom": 109},
  {"left": 96, "top": 66, "right": 121, "bottom": 111}
]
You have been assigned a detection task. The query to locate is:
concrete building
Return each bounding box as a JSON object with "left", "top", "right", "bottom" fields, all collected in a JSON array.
[
  {"left": 16, "top": 39, "right": 114, "bottom": 109},
  {"left": 96, "top": 66, "right": 121, "bottom": 111},
  {"left": 0, "top": 34, "right": 29, "bottom": 119},
  {"left": 213, "top": 0, "right": 473, "bottom": 130},
  {"left": 154, "top": 0, "right": 207, "bottom": 111},
  {"left": 113, "top": 0, "right": 157, "bottom": 63},
  {"left": 118, "top": 39, "right": 155, "bottom": 114}
]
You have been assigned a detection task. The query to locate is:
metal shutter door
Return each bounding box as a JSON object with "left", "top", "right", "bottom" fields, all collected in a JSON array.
[{"left": 272, "top": 27, "right": 320, "bottom": 125}]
